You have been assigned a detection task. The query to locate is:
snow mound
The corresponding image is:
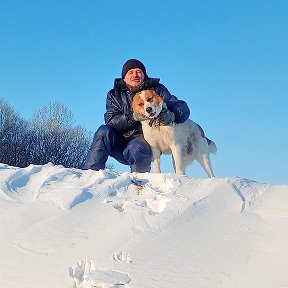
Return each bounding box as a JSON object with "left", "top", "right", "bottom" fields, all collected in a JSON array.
[{"left": 0, "top": 163, "right": 288, "bottom": 288}]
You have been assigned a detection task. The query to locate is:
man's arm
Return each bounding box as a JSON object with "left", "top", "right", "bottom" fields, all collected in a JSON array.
[
  {"left": 104, "top": 91, "right": 136, "bottom": 132},
  {"left": 156, "top": 85, "right": 190, "bottom": 123}
]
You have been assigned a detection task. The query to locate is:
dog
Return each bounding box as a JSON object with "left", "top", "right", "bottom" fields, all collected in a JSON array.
[{"left": 132, "top": 90, "right": 216, "bottom": 177}]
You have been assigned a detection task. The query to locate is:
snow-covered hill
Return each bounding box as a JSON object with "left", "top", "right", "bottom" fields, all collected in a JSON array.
[{"left": 0, "top": 163, "right": 287, "bottom": 288}]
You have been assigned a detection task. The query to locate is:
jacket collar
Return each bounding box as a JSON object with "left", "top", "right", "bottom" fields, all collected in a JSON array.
[{"left": 113, "top": 77, "right": 160, "bottom": 92}]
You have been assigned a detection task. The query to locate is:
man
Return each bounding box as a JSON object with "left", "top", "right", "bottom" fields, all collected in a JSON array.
[{"left": 84, "top": 59, "right": 190, "bottom": 172}]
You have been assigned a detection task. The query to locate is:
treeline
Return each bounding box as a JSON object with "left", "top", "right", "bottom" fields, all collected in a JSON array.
[{"left": 0, "top": 98, "right": 92, "bottom": 169}]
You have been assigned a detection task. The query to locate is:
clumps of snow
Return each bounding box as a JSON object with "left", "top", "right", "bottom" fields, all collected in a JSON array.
[{"left": 69, "top": 259, "right": 131, "bottom": 287}]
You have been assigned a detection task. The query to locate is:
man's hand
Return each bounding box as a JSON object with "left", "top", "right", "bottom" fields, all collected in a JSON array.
[
  {"left": 133, "top": 112, "right": 147, "bottom": 122},
  {"left": 158, "top": 110, "right": 175, "bottom": 125}
]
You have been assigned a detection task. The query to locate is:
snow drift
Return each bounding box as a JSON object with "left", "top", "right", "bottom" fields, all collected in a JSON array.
[{"left": 0, "top": 163, "right": 287, "bottom": 288}]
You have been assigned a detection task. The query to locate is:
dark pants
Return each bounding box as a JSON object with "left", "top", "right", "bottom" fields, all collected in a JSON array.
[{"left": 84, "top": 125, "right": 152, "bottom": 172}]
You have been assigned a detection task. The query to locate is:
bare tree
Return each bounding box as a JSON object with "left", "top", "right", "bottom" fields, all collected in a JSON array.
[
  {"left": 30, "top": 101, "right": 91, "bottom": 168},
  {"left": 0, "top": 98, "right": 32, "bottom": 167},
  {"left": 1, "top": 99, "right": 91, "bottom": 168}
]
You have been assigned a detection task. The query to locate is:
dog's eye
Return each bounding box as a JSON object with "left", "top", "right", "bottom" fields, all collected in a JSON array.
[
  {"left": 147, "top": 98, "right": 152, "bottom": 102},
  {"left": 138, "top": 102, "right": 144, "bottom": 107}
]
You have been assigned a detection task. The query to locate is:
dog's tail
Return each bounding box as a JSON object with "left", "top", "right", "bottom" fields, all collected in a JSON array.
[{"left": 206, "top": 138, "right": 217, "bottom": 154}]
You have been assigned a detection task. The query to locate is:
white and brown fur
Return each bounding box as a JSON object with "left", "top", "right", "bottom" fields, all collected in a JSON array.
[{"left": 132, "top": 90, "right": 216, "bottom": 177}]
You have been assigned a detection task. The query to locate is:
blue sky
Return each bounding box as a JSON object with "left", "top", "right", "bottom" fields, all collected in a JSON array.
[{"left": 1, "top": 0, "right": 287, "bottom": 184}]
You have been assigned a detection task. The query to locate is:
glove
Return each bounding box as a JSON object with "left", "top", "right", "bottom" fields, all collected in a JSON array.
[
  {"left": 133, "top": 112, "right": 147, "bottom": 122},
  {"left": 158, "top": 110, "right": 175, "bottom": 125}
]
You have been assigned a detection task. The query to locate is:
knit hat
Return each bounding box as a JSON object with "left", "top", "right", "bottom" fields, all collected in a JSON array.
[{"left": 121, "top": 59, "right": 147, "bottom": 78}]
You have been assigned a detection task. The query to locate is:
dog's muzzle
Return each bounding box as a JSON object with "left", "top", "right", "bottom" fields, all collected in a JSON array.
[{"left": 145, "top": 107, "right": 156, "bottom": 118}]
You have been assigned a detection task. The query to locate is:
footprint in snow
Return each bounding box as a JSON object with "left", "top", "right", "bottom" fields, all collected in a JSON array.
[
  {"left": 113, "top": 251, "right": 132, "bottom": 263},
  {"left": 70, "top": 259, "right": 131, "bottom": 288}
]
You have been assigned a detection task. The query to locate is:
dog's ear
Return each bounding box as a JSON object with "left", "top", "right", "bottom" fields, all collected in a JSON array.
[
  {"left": 154, "top": 92, "right": 164, "bottom": 106},
  {"left": 131, "top": 93, "right": 138, "bottom": 108},
  {"left": 132, "top": 92, "right": 144, "bottom": 112}
]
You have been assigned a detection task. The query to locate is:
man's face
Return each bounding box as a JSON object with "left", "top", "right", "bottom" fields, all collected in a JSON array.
[{"left": 123, "top": 68, "right": 145, "bottom": 87}]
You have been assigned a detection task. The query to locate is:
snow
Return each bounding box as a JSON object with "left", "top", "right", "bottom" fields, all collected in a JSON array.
[{"left": 0, "top": 163, "right": 288, "bottom": 288}]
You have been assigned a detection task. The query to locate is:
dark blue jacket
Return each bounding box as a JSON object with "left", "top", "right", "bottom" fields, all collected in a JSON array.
[{"left": 104, "top": 77, "right": 190, "bottom": 140}]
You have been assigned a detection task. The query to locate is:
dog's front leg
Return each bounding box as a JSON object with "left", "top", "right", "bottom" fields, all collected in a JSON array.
[
  {"left": 151, "top": 148, "right": 161, "bottom": 173},
  {"left": 170, "top": 144, "right": 184, "bottom": 175}
]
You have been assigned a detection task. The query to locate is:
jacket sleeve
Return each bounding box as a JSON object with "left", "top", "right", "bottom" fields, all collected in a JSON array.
[
  {"left": 156, "top": 85, "right": 190, "bottom": 123},
  {"left": 104, "top": 91, "right": 136, "bottom": 132}
]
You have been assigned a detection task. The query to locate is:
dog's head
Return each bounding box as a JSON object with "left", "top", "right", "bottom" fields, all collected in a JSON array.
[{"left": 132, "top": 90, "right": 164, "bottom": 121}]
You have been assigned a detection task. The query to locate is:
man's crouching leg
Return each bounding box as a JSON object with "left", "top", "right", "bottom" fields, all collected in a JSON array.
[
  {"left": 83, "top": 125, "right": 127, "bottom": 170},
  {"left": 123, "top": 136, "right": 152, "bottom": 173}
]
